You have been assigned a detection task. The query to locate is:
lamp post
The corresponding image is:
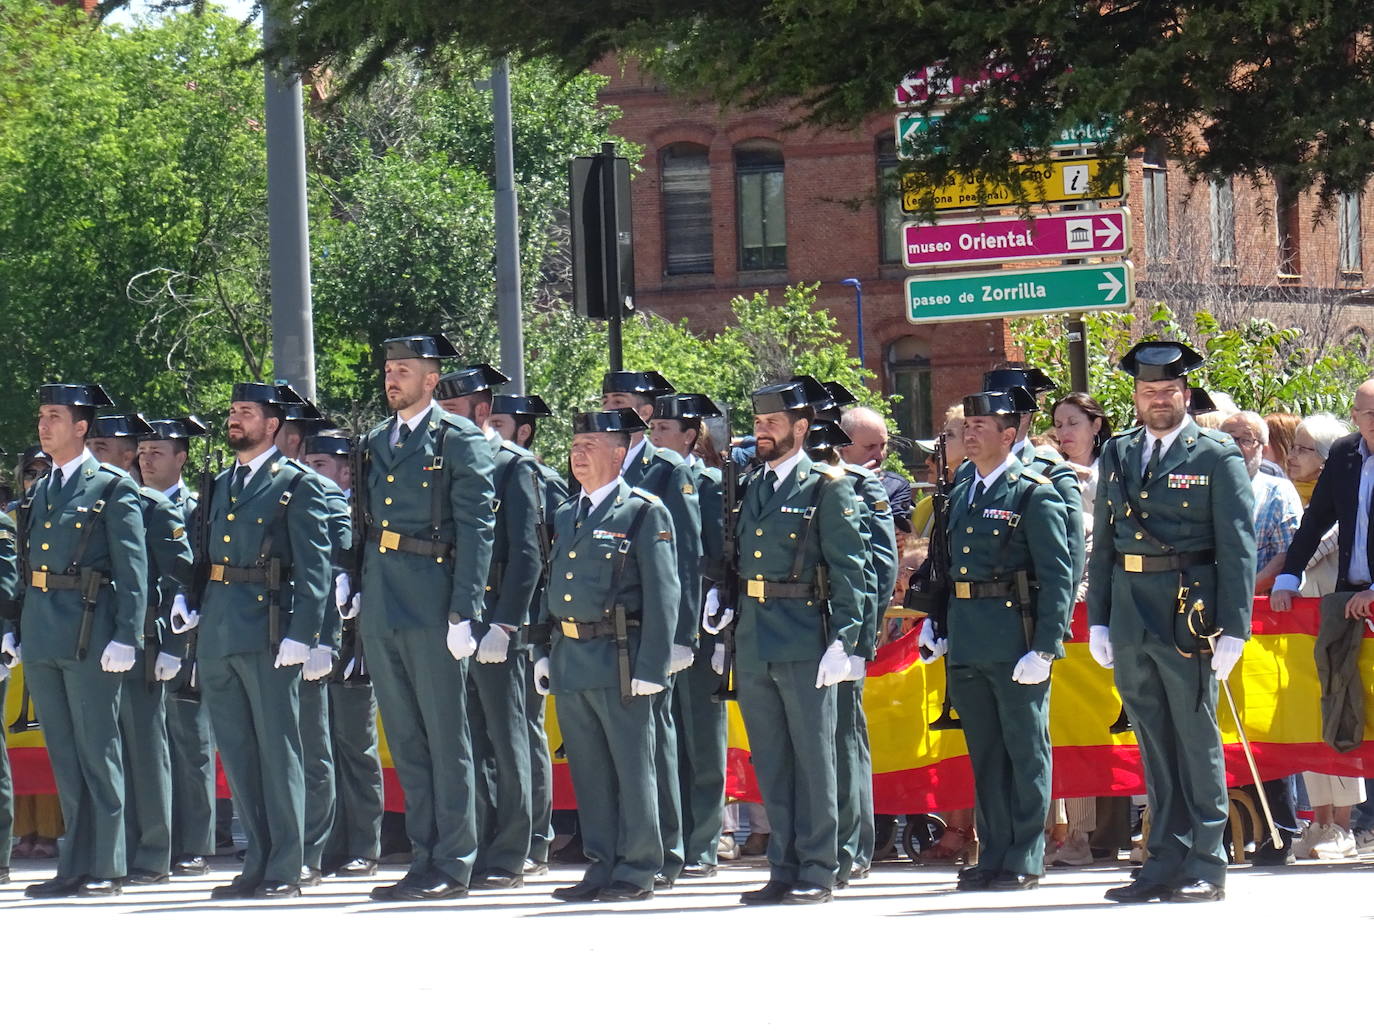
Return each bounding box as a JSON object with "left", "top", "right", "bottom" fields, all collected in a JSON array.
[{"left": 841, "top": 277, "right": 865, "bottom": 367}]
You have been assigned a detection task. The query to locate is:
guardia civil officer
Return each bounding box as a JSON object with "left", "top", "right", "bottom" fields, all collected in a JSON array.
[
  {"left": 91, "top": 412, "right": 195, "bottom": 885},
  {"left": 919, "top": 391, "right": 1074, "bottom": 890},
  {"left": 488, "top": 393, "right": 569, "bottom": 874},
  {"left": 535, "top": 408, "right": 680, "bottom": 902},
  {"left": 138, "top": 415, "right": 217, "bottom": 876},
  {"left": 345, "top": 333, "right": 495, "bottom": 902},
  {"left": 435, "top": 363, "right": 543, "bottom": 889},
  {"left": 301, "top": 429, "right": 384, "bottom": 877},
  {"left": 648, "top": 392, "right": 728, "bottom": 878},
  {"left": 601, "top": 370, "right": 703, "bottom": 886},
  {"left": 704, "top": 378, "right": 868, "bottom": 905},
  {"left": 1087, "top": 343, "right": 1256, "bottom": 903},
  {"left": 2, "top": 384, "right": 148, "bottom": 898},
  {"left": 0, "top": 472, "right": 17, "bottom": 886},
  {"left": 171, "top": 382, "right": 333, "bottom": 900}
]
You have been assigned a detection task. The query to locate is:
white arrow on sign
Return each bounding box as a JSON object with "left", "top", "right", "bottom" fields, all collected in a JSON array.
[
  {"left": 1095, "top": 218, "right": 1122, "bottom": 248},
  {"left": 1097, "top": 271, "right": 1124, "bottom": 302}
]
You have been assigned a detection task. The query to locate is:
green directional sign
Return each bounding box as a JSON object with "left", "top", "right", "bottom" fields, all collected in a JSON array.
[
  {"left": 905, "top": 262, "right": 1135, "bottom": 324},
  {"left": 895, "top": 113, "right": 1113, "bottom": 159}
]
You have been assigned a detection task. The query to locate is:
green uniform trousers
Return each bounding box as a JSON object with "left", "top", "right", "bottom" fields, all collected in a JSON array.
[
  {"left": 0, "top": 675, "right": 12, "bottom": 869},
  {"left": 675, "top": 642, "right": 727, "bottom": 869},
  {"left": 523, "top": 643, "right": 554, "bottom": 865},
  {"left": 469, "top": 633, "right": 532, "bottom": 878},
  {"left": 299, "top": 679, "right": 335, "bottom": 871},
  {"left": 836, "top": 678, "right": 875, "bottom": 880},
  {"left": 1115, "top": 641, "right": 1229, "bottom": 886},
  {"left": 653, "top": 679, "right": 685, "bottom": 880},
  {"left": 949, "top": 661, "right": 1052, "bottom": 876},
  {"left": 736, "top": 660, "right": 839, "bottom": 889},
  {"left": 325, "top": 681, "right": 384, "bottom": 864},
  {"left": 119, "top": 665, "right": 172, "bottom": 876},
  {"left": 363, "top": 624, "right": 477, "bottom": 884},
  {"left": 25, "top": 656, "right": 126, "bottom": 881},
  {"left": 199, "top": 652, "right": 305, "bottom": 885},
  {"left": 165, "top": 693, "right": 217, "bottom": 858},
  {"left": 557, "top": 685, "right": 661, "bottom": 890}
]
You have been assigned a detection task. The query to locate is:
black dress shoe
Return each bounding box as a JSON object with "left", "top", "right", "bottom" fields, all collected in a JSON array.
[
  {"left": 471, "top": 872, "right": 524, "bottom": 890},
  {"left": 955, "top": 868, "right": 998, "bottom": 891},
  {"left": 986, "top": 872, "right": 1039, "bottom": 891},
  {"left": 597, "top": 881, "right": 653, "bottom": 902},
  {"left": 172, "top": 855, "right": 209, "bottom": 877},
  {"left": 956, "top": 864, "right": 990, "bottom": 883},
  {"left": 393, "top": 874, "right": 467, "bottom": 901},
  {"left": 126, "top": 870, "right": 170, "bottom": 886},
  {"left": 335, "top": 857, "right": 378, "bottom": 877},
  {"left": 77, "top": 878, "right": 123, "bottom": 897},
  {"left": 1104, "top": 878, "right": 1175, "bottom": 903},
  {"left": 210, "top": 877, "right": 259, "bottom": 900},
  {"left": 781, "top": 882, "right": 832, "bottom": 905},
  {"left": 679, "top": 864, "right": 717, "bottom": 879},
  {"left": 653, "top": 873, "right": 675, "bottom": 890},
  {"left": 254, "top": 881, "right": 302, "bottom": 899},
  {"left": 1171, "top": 879, "right": 1225, "bottom": 903},
  {"left": 299, "top": 867, "right": 323, "bottom": 887},
  {"left": 551, "top": 881, "right": 601, "bottom": 902},
  {"left": 848, "top": 866, "right": 870, "bottom": 882},
  {"left": 522, "top": 859, "right": 549, "bottom": 877},
  {"left": 25, "top": 876, "right": 83, "bottom": 899},
  {"left": 740, "top": 881, "right": 793, "bottom": 906}
]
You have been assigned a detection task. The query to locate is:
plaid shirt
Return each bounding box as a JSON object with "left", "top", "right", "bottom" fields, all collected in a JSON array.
[{"left": 1251, "top": 471, "right": 1303, "bottom": 570}]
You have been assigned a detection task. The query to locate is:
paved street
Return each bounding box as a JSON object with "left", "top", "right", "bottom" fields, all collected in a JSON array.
[{"left": 3, "top": 852, "right": 1370, "bottom": 1024}]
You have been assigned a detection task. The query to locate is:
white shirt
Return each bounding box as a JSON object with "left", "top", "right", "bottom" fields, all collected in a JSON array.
[
  {"left": 232, "top": 446, "right": 279, "bottom": 490},
  {"left": 389, "top": 403, "right": 435, "bottom": 447},
  {"left": 621, "top": 437, "right": 647, "bottom": 472},
  {"left": 53, "top": 449, "right": 93, "bottom": 488},
  {"left": 1277, "top": 435, "right": 1374, "bottom": 593},
  {"left": 577, "top": 477, "right": 620, "bottom": 517},
  {"left": 1141, "top": 423, "right": 1186, "bottom": 474},
  {"left": 971, "top": 454, "right": 1016, "bottom": 496},
  {"left": 765, "top": 449, "right": 804, "bottom": 491},
  {"left": 163, "top": 479, "right": 189, "bottom": 500}
]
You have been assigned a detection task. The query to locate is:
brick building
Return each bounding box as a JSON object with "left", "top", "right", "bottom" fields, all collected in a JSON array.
[{"left": 599, "top": 61, "right": 1374, "bottom": 447}]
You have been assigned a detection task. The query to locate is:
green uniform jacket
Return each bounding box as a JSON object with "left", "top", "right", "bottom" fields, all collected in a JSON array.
[
  {"left": 945, "top": 457, "right": 1074, "bottom": 664},
  {"left": 485, "top": 438, "right": 543, "bottom": 628},
  {"left": 845, "top": 464, "right": 898, "bottom": 660},
  {"left": 196, "top": 452, "right": 332, "bottom": 659},
  {"left": 546, "top": 480, "right": 680, "bottom": 690},
  {"left": 623, "top": 440, "right": 703, "bottom": 649},
  {"left": 1087, "top": 420, "right": 1257, "bottom": 644},
  {"left": 734, "top": 455, "right": 868, "bottom": 670},
  {"left": 696, "top": 462, "right": 724, "bottom": 574},
  {"left": 527, "top": 459, "right": 570, "bottom": 627},
  {"left": 0, "top": 510, "right": 17, "bottom": 635},
  {"left": 318, "top": 478, "right": 351, "bottom": 654},
  {"left": 18, "top": 457, "right": 148, "bottom": 661},
  {"left": 137, "top": 485, "right": 195, "bottom": 662},
  {"left": 361, "top": 406, "right": 495, "bottom": 628}
]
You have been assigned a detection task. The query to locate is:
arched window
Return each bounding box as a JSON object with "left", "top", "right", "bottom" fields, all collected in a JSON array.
[
  {"left": 661, "top": 143, "right": 713, "bottom": 275},
  {"left": 876, "top": 135, "right": 904, "bottom": 265},
  {"left": 887, "top": 336, "right": 934, "bottom": 442},
  {"left": 735, "top": 140, "right": 786, "bottom": 270}
]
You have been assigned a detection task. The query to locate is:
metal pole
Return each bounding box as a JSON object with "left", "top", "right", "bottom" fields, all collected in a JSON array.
[
  {"left": 600, "top": 142, "right": 623, "bottom": 371},
  {"left": 262, "top": 7, "right": 316, "bottom": 398},
  {"left": 492, "top": 59, "right": 525, "bottom": 393},
  {"left": 842, "top": 278, "right": 865, "bottom": 366},
  {"left": 1067, "top": 315, "right": 1088, "bottom": 393}
]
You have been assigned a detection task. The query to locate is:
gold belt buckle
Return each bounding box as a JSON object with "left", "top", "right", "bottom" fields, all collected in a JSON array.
[
  {"left": 560, "top": 619, "right": 580, "bottom": 640},
  {"left": 747, "top": 580, "right": 766, "bottom": 600},
  {"left": 379, "top": 530, "right": 401, "bottom": 551},
  {"left": 1124, "top": 554, "right": 1144, "bottom": 573},
  {"left": 953, "top": 582, "right": 972, "bottom": 599},
  {"left": 31, "top": 570, "right": 47, "bottom": 591},
  {"left": 209, "top": 564, "right": 226, "bottom": 583}
]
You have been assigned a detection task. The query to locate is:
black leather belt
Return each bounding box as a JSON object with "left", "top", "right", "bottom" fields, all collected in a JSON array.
[
  {"left": 28, "top": 570, "right": 108, "bottom": 591},
  {"left": 209, "top": 564, "right": 268, "bottom": 584},
  {"left": 1117, "top": 549, "right": 1214, "bottom": 573},
  {"left": 367, "top": 526, "right": 452, "bottom": 560},
  {"left": 739, "top": 578, "right": 822, "bottom": 600},
  {"left": 554, "top": 617, "right": 640, "bottom": 641},
  {"left": 951, "top": 580, "right": 1017, "bottom": 600}
]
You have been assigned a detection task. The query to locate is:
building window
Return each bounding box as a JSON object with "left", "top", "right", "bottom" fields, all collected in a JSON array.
[
  {"left": 1142, "top": 141, "right": 1169, "bottom": 262},
  {"left": 735, "top": 140, "right": 786, "bottom": 271},
  {"left": 1210, "top": 177, "right": 1235, "bottom": 266},
  {"left": 1340, "top": 191, "right": 1362, "bottom": 273},
  {"left": 661, "top": 143, "right": 713, "bottom": 276},
  {"left": 887, "top": 337, "right": 934, "bottom": 453},
  {"left": 1276, "top": 178, "right": 1301, "bottom": 276},
  {"left": 877, "top": 136, "right": 904, "bottom": 265}
]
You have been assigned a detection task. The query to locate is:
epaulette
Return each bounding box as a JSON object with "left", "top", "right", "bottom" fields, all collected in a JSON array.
[
  {"left": 817, "top": 463, "right": 846, "bottom": 480},
  {"left": 97, "top": 461, "right": 128, "bottom": 478},
  {"left": 1196, "top": 427, "right": 1229, "bottom": 445},
  {"left": 499, "top": 439, "right": 534, "bottom": 460},
  {"left": 630, "top": 486, "right": 664, "bottom": 506},
  {"left": 1023, "top": 470, "right": 1051, "bottom": 485}
]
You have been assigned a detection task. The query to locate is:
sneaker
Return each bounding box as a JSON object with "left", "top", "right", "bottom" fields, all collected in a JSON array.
[
  {"left": 1051, "top": 832, "right": 1094, "bottom": 867},
  {"left": 1292, "top": 821, "right": 1324, "bottom": 860},
  {"left": 1323, "top": 825, "right": 1358, "bottom": 859},
  {"left": 1308, "top": 824, "right": 1349, "bottom": 860},
  {"left": 716, "top": 834, "right": 740, "bottom": 862},
  {"left": 1355, "top": 828, "right": 1374, "bottom": 854}
]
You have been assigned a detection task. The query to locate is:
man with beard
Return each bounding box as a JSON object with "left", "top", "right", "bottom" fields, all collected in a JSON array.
[
  {"left": 343, "top": 334, "right": 495, "bottom": 902},
  {"left": 704, "top": 378, "right": 867, "bottom": 906},
  {"left": 171, "top": 382, "right": 332, "bottom": 900},
  {"left": 1087, "top": 343, "right": 1256, "bottom": 904}
]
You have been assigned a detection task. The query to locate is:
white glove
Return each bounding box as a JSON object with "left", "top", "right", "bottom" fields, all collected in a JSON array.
[
  {"left": 476, "top": 624, "right": 512, "bottom": 664},
  {"left": 153, "top": 652, "right": 183, "bottom": 682},
  {"left": 845, "top": 655, "right": 866, "bottom": 682},
  {"left": 917, "top": 618, "right": 946, "bottom": 664},
  {"left": 1211, "top": 635, "right": 1246, "bottom": 681},
  {"left": 710, "top": 643, "right": 726, "bottom": 676},
  {"left": 303, "top": 646, "right": 335, "bottom": 682},
  {"left": 447, "top": 619, "right": 477, "bottom": 661},
  {"left": 1, "top": 632, "right": 19, "bottom": 669},
  {"left": 274, "top": 638, "right": 311, "bottom": 668},
  {"left": 668, "top": 644, "right": 694, "bottom": 675},
  {"left": 170, "top": 593, "right": 199, "bottom": 634},
  {"left": 630, "top": 679, "right": 665, "bottom": 696},
  {"left": 100, "top": 640, "right": 137, "bottom": 673},
  {"left": 702, "top": 587, "right": 735, "bottom": 634},
  {"left": 335, "top": 573, "right": 361, "bottom": 619},
  {"left": 533, "top": 656, "right": 550, "bottom": 696},
  {"left": 1088, "top": 625, "right": 1114, "bottom": 669},
  {"left": 1012, "top": 650, "right": 1053, "bottom": 684},
  {"left": 815, "top": 640, "right": 851, "bottom": 688}
]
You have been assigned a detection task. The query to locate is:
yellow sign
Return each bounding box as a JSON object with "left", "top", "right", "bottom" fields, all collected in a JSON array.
[{"left": 902, "top": 157, "right": 1125, "bottom": 214}]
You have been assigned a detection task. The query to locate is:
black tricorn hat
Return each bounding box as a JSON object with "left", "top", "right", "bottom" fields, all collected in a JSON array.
[
  {"left": 90, "top": 413, "right": 155, "bottom": 439},
  {"left": 805, "top": 421, "right": 853, "bottom": 452},
  {"left": 39, "top": 383, "right": 115, "bottom": 408},
  {"left": 754, "top": 377, "right": 822, "bottom": 415},
  {"left": 142, "top": 416, "right": 209, "bottom": 441},
  {"left": 822, "top": 380, "right": 858, "bottom": 406},
  {"left": 491, "top": 394, "right": 552, "bottom": 418},
  {"left": 1119, "top": 341, "right": 1206, "bottom": 381},
  {"left": 1188, "top": 387, "right": 1218, "bottom": 415},
  {"left": 572, "top": 408, "right": 648, "bottom": 435},
  {"left": 653, "top": 393, "right": 722, "bottom": 421},
  {"left": 280, "top": 401, "right": 326, "bottom": 425},
  {"left": 963, "top": 391, "right": 1023, "bottom": 417},
  {"left": 435, "top": 363, "right": 511, "bottom": 401},
  {"left": 601, "top": 370, "right": 675, "bottom": 398},
  {"left": 383, "top": 333, "right": 461, "bottom": 361},
  {"left": 231, "top": 382, "right": 306, "bottom": 406},
  {"left": 984, "top": 367, "right": 1056, "bottom": 397},
  {"left": 304, "top": 429, "right": 354, "bottom": 457}
]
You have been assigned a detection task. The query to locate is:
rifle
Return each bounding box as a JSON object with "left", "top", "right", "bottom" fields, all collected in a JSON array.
[
  {"left": 176, "top": 450, "right": 220, "bottom": 703},
  {"left": 342, "top": 441, "right": 369, "bottom": 684},
  {"left": 7, "top": 683, "right": 38, "bottom": 734},
  {"left": 711, "top": 430, "right": 740, "bottom": 702},
  {"left": 904, "top": 432, "right": 960, "bottom": 729}
]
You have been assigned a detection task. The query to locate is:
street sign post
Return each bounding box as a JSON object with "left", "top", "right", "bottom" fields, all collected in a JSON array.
[
  {"left": 902, "top": 156, "right": 1125, "bottom": 214},
  {"left": 905, "top": 262, "right": 1134, "bottom": 324},
  {"left": 902, "top": 209, "right": 1130, "bottom": 269}
]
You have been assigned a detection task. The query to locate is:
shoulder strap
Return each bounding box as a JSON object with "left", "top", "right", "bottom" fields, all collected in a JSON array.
[
  {"left": 602, "top": 499, "right": 656, "bottom": 618},
  {"left": 64, "top": 476, "right": 123, "bottom": 575},
  {"left": 988, "top": 480, "right": 1043, "bottom": 579},
  {"left": 429, "top": 422, "right": 455, "bottom": 542},
  {"left": 492, "top": 448, "right": 521, "bottom": 513},
  {"left": 786, "top": 473, "right": 838, "bottom": 583},
  {"left": 254, "top": 470, "right": 307, "bottom": 567}
]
